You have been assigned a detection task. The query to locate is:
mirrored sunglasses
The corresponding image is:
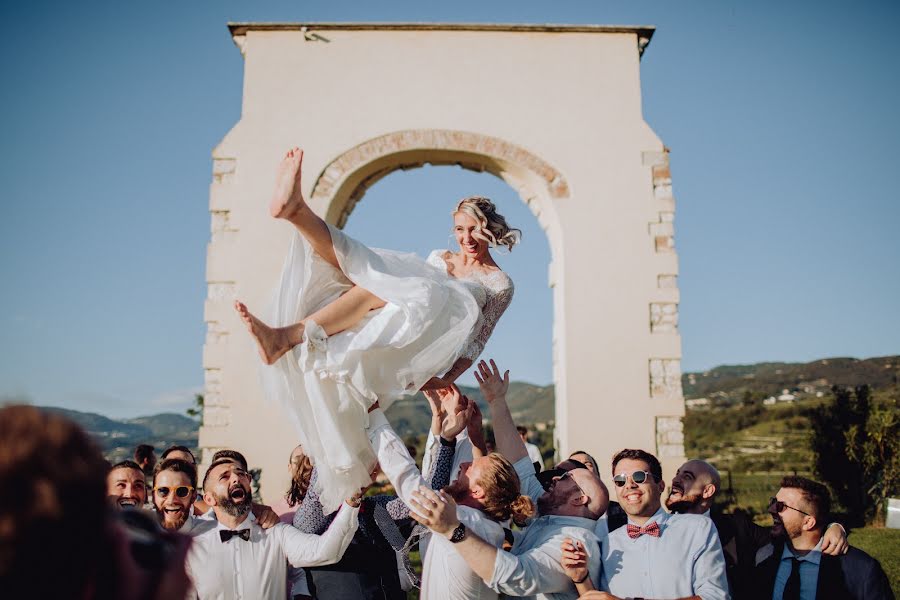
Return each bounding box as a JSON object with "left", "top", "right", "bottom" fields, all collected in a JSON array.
[{"left": 612, "top": 470, "right": 656, "bottom": 487}]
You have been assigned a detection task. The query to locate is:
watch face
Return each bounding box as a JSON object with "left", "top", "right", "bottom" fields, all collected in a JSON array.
[{"left": 450, "top": 523, "right": 466, "bottom": 543}]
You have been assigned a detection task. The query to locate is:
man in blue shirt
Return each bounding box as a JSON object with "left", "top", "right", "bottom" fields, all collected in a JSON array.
[
  {"left": 752, "top": 476, "right": 893, "bottom": 600},
  {"left": 567, "top": 448, "right": 730, "bottom": 600}
]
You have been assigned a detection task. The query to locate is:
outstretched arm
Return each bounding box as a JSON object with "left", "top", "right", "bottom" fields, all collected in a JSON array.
[
  {"left": 476, "top": 359, "right": 528, "bottom": 464},
  {"left": 280, "top": 501, "right": 360, "bottom": 567}
]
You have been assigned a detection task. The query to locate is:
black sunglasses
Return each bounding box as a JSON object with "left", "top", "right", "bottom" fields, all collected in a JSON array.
[
  {"left": 769, "top": 497, "right": 810, "bottom": 516},
  {"left": 154, "top": 485, "right": 194, "bottom": 498},
  {"left": 612, "top": 470, "right": 657, "bottom": 487}
]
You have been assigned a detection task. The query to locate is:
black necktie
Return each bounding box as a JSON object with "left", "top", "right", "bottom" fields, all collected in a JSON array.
[
  {"left": 219, "top": 529, "right": 251, "bottom": 543},
  {"left": 782, "top": 557, "right": 801, "bottom": 600}
]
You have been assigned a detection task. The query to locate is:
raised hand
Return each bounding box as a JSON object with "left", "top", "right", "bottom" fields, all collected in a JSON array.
[
  {"left": 440, "top": 386, "right": 475, "bottom": 440},
  {"left": 409, "top": 486, "right": 459, "bottom": 536},
  {"left": 421, "top": 376, "right": 451, "bottom": 391},
  {"left": 474, "top": 359, "right": 509, "bottom": 403}
]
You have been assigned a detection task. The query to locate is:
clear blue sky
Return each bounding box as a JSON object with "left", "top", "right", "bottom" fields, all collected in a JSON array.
[{"left": 1, "top": 0, "right": 898, "bottom": 418}]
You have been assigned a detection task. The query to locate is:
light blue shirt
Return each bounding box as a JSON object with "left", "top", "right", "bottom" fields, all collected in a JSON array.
[
  {"left": 600, "top": 507, "right": 729, "bottom": 600},
  {"left": 772, "top": 537, "right": 823, "bottom": 600},
  {"left": 488, "top": 456, "right": 601, "bottom": 600}
]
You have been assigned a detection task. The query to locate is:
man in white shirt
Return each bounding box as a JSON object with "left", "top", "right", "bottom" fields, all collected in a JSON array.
[
  {"left": 570, "top": 448, "right": 729, "bottom": 600},
  {"left": 518, "top": 426, "right": 544, "bottom": 472},
  {"left": 185, "top": 457, "right": 360, "bottom": 600},
  {"left": 366, "top": 385, "right": 533, "bottom": 599},
  {"left": 412, "top": 360, "right": 608, "bottom": 600}
]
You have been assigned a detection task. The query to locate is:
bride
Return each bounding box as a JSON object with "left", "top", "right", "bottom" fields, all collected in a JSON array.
[{"left": 235, "top": 147, "right": 521, "bottom": 510}]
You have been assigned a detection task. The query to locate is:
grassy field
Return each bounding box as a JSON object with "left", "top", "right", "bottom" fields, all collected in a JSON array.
[{"left": 848, "top": 527, "right": 900, "bottom": 593}]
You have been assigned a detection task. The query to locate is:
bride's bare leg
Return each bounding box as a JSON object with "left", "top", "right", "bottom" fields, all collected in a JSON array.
[
  {"left": 234, "top": 287, "right": 386, "bottom": 364},
  {"left": 234, "top": 301, "right": 305, "bottom": 365},
  {"left": 306, "top": 285, "right": 387, "bottom": 336},
  {"left": 269, "top": 147, "right": 340, "bottom": 270}
]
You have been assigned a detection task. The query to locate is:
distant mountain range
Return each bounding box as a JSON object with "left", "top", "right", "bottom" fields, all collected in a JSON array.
[
  {"left": 38, "top": 407, "right": 199, "bottom": 463},
  {"left": 24, "top": 354, "right": 897, "bottom": 454}
]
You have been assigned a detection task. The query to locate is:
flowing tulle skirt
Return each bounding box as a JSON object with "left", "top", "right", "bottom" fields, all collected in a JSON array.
[{"left": 261, "top": 226, "right": 481, "bottom": 512}]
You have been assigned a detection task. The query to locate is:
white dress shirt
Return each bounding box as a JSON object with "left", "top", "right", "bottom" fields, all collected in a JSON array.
[
  {"left": 601, "top": 506, "right": 729, "bottom": 600},
  {"left": 367, "top": 408, "right": 504, "bottom": 599},
  {"left": 772, "top": 537, "right": 823, "bottom": 600},
  {"left": 488, "top": 456, "right": 601, "bottom": 600},
  {"left": 525, "top": 442, "right": 544, "bottom": 471},
  {"left": 185, "top": 506, "right": 359, "bottom": 600}
]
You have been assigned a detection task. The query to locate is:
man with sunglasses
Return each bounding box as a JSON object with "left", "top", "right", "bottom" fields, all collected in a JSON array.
[
  {"left": 152, "top": 458, "right": 200, "bottom": 532},
  {"left": 664, "top": 460, "right": 848, "bottom": 599},
  {"left": 751, "top": 476, "right": 892, "bottom": 600},
  {"left": 411, "top": 359, "right": 609, "bottom": 600},
  {"left": 578, "top": 449, "right": 729, "bottom": 600}
]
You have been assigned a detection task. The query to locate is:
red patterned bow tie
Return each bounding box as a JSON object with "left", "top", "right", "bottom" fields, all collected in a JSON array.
[{"left": 626, "top": 521, "right": 661, "bottom": 539}]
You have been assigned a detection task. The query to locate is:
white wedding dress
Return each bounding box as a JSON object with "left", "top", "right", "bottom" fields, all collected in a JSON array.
[{"left": 262, "top": 225, "right": 514, "bottom": 511}]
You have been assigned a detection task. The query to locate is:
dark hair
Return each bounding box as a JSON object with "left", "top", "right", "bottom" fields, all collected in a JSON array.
[
  {"left": 211, "top": 449, "right": 248, "bottom": 470},
  {"left": 202, "top": 458, "right": 246, "bottom": 490},
  {"left": 110, "top": 459, "right": 144, "bottom": 474},
  {"left": 0, "top": 406, "right": 120, "bottom": 598},
  {"left": 154, "top": 458, "right": 197, "bottom": 489},
  {"left": 611, "top": 449, "right": 663, "bottom": 483},
  {"left": 569, "top": 450, "right": 599, "bottom": 473},
  {"left": 160, "top": 445, "right": 196, "bottom": 464},
  {"left": 134, "top": 444, "right": 156, "bottom": 463},
  {"left": 516, "top": 426, "right": 528, "bottom": 436},
  {"left": 780, "top": 476, "right": 831, "bottom": 524}
]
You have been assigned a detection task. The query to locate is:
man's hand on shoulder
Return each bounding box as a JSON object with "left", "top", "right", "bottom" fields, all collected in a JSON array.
[{"left": 251, "top": 503, "right": 279, "bottom": 529}]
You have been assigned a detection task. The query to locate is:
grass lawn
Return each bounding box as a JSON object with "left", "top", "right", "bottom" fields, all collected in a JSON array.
[{"left": 848, "top": 527, "right": 900, "bottom": 593}]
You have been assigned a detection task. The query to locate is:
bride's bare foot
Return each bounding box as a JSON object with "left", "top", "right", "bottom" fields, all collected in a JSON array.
[
  {"left": 233, "top": 300, "right": 301, "bottom": 365},
  {"left": 270, "top": 147, "right": 306, "bottom": 219}
]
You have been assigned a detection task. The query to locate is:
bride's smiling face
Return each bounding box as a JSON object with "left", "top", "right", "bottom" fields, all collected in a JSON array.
[{"left": 454, "top": 212, "right": 488, "bottom": 258}]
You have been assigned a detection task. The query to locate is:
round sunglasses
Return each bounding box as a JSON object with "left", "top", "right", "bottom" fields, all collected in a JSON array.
[
  {"left": 612, "top": 470, "right": 657, "bottom": 487},
  {"left": 154, "top": 485, "right": 195, "bottom": 498}
]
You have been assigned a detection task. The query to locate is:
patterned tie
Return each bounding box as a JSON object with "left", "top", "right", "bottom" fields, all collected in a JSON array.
[
  {"left": 219, "top": 529, "right": 251, "bottom": 543},
  {"left": 626, "top": 521, "right": 661, "bottom": 539}
]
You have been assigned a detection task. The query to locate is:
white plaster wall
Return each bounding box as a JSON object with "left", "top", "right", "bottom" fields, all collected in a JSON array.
[{"left": 202, "top": 25, "right": 685, "bottom": 501}]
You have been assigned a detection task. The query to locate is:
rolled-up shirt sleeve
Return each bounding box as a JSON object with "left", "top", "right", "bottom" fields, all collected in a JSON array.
[{"left": 514, "top": 455, "right": 545, "bottom": 506}]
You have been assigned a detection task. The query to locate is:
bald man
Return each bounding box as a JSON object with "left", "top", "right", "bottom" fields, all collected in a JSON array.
[
  {"left": 666, "top": 459, "right": 849, "bottom": 600},
  {"left": 413, "top": 359, "right": 609, "bottom": 600}
]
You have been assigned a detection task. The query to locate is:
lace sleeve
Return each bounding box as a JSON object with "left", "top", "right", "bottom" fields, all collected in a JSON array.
[{"left": 460, "top": 281, "right": 514, "bottom": 361}]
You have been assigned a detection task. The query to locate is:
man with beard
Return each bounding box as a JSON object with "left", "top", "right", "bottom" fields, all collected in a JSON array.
[
  {"left": 185, "top": 457, "right": 361, "bottom": 600},
  {"left": 665, "top": 459, "right": 848, "bottom": 599},
  {"left": 411, "top": 360, "right": 608, "bottom": 600},
  {"left": 566, "top": 449, "right": 729, "bottom": 600},
  {"left": 752, "top": 476, "right": 892, "bottom": 600},
  {"left": 365, "top": 383, "right": 536, "bottom": 599},
  {"left": 152, "top": 458, "right": 200, "bottom": 532},
  {"left": 107, "top": 460, "right": 148, "bottom": 510}
]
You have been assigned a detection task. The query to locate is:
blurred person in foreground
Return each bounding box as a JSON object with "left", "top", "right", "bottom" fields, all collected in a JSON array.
[{"left": 0, "top": 405, "right": 190, "bottom": 600}]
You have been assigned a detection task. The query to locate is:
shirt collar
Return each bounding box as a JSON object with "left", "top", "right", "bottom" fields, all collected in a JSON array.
[
  {"left": 215, "top": 510, "right": 254, "bottom": 531},
  {"left": 627, "top": 505, "right": 668, "bottom": 527},
  {"left": 703, "top": 508, "right": 711, "bottom": 518},
  {"left": 781, "top": 536, "right": 824, "bottom": 565}
]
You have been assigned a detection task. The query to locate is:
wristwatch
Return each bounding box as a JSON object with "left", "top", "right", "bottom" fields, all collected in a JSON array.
[{"left": 448, "top": 522, "right": 467, "bottom": 543}]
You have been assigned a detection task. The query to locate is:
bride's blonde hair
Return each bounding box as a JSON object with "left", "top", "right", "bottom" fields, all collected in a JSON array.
[{"left": 454, "top": 196, "right": 522, "bottom": 252}]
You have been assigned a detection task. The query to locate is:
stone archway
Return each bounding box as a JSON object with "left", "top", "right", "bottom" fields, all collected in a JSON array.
[{"left": 201, "top": 23, "right": 685, "bottom": 501}]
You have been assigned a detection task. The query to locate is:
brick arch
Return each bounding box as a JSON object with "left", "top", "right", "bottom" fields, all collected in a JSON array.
[{"left": 308, "top": 130, "right": 569, "bottom": 241}]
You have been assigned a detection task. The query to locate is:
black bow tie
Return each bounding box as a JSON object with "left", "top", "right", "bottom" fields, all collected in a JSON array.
[{"left": 219, "top": 529, "right": 251, "bottom": 543}]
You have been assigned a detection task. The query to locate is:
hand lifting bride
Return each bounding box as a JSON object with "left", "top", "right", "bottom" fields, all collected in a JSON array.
[{"left": 235, "top": 147, "right": 521, "bottom": 512}]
